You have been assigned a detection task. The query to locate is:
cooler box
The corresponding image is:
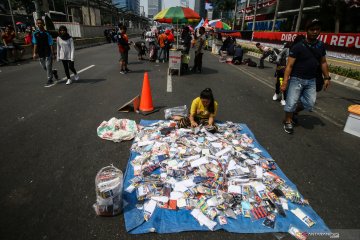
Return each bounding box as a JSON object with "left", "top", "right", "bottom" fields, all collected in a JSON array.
[{"left": 344, "top": 105, "right": 360, "bottom": 138}]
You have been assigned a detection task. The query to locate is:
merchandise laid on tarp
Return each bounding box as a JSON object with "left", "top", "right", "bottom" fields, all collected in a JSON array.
[
  {"left": 94, "top": 165, "right": 124, "bottom": 216},
  {"left": 123, "top": 120, "right": 330, "bottom": 236},
  {"left": 164, "top": 105, "right": 188, "bottom": 120},
  {"left": 97, "top": 118, "right": 138, "bottom": 142}
]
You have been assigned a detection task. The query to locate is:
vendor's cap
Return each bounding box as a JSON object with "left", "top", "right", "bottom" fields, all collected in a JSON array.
[{"left": 305, "top": 18, "right": 321, "bottom": 30}]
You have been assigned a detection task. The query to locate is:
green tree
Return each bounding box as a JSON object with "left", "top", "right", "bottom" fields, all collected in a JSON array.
[{"left": 211, "top": 0, "right": 236, "bottom": 19}]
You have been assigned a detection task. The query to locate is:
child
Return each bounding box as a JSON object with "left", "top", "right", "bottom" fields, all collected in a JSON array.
[
  {"left": 134, "top": 41, "right": 148, "bottom": 60},
  {"left": 176, "top": 88, "right": 218, "bottom": 132},
  {"left": 117, "top": 25, "right": 131, "bottom": 74}
]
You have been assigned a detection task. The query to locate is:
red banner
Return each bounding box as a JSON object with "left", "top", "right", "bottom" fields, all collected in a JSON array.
[{"left": 252, "top": 32, "right": 360, "bottom": 49}]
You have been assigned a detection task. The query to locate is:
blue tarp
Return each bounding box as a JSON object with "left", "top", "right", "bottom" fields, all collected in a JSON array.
[{"left": 123, "top": 120, "right": 330, "bottom": 234}]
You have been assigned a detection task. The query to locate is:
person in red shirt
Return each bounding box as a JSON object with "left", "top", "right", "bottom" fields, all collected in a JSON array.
[
  {"left": 117, "top": 25, "right": 131, "bottom": 74},
  {"left": 24, "top": 29, "right": 32, "bottom": 45},
  {"left": 2, "top": 26, "right": 16, "bottom": 59},
  {"left": 157, "top": 31, "right": 167, "bottom": 62},
  {"left": 165, "top": 29, "right": 174, "bottom": 62}
]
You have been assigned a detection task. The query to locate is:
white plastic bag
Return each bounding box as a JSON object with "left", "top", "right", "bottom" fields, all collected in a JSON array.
[
  {"left": 97, "top": 118, "right": 138, "bottom": 142},
  {"left": 93, "top": 165, "right": 123, "bottom": 216},
  {"left": 164, "top": 105, "right": 188, "bottom": 120}
]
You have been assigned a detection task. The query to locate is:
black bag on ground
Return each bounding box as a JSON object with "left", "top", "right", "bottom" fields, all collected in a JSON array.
[{"left": 247, "top": 59, "right": 257, "bottom": 67}]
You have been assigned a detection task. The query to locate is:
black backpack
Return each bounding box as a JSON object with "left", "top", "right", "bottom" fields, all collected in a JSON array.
[{"left": 244, "top": 58, "right": 257, "bottom": 67}]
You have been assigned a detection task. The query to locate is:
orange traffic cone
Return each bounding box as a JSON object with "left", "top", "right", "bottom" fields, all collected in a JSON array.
[{"left": 139, "top": 72, "right": 154, "bottom": 112}]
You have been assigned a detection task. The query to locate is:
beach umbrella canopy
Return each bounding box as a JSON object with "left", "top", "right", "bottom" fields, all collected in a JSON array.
[
  {"left": 153, "top": 6, "right": 200, "bottom": 24},
  {"left": 154, "top": 6, "right": 200, "bottom": 48},
  {"left": 209, "top": 21, "right": 231, "bottom": 30}
]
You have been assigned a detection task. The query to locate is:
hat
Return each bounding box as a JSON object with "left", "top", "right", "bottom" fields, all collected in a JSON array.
[
  {"left": 305, "top": 18, "right": 321, "bottom": 30},
  {"left": 165, "top": 29, "right": 170, "bottom": 34}
]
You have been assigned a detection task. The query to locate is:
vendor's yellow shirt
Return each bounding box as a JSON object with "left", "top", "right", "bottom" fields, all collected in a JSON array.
[{"left": 190, "top": 97, "right": 218, "bottom": 119}]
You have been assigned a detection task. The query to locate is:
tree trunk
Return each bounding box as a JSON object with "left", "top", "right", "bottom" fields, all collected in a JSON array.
[
  {"left": 335, "top": 17, "right": 340, "bottom": 33},
  {"left": 295, "top": 0, "right": 304, "bottom": 32},
  {"left": 241, "top": 0, "right": 250, "bottom": 31},
  {"left": 252, "top": 0, "right": 258, "bottom": 31},
  {"left": 271, "top": 0, "right": 280, "bottom": 31},
  {"left": 232, "top": 0, "right": 237, "bottom": 29},
  {"left": 42, "top": 0, "right": 49, "bottom": 12}
]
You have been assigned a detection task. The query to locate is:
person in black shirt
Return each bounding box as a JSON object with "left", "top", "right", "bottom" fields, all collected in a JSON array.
[
  {"left": 280, "top": 19, "right": 331, "bottom": 134},
  {"left": 32, "top": 18, "right": 58, "bottom": 87}
]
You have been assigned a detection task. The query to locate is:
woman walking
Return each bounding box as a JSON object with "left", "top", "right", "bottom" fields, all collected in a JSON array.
[{"left": 56, "top": 26, "right": 79, "bottom": 85}]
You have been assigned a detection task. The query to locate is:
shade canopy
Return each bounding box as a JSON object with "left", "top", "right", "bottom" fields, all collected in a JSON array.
[
  {"left": 209, "top": 20, "right": 231, "bottom": 30},
  {"left": 153, "top": 6, "right": 200, "bottom": 24}
]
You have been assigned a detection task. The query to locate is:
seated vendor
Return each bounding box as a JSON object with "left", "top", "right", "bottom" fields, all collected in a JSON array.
[{"left": 176, "top": 88, "right": 218, "bottom": 132}]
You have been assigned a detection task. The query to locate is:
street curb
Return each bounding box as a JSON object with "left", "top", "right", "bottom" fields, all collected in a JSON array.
[{"left": 245, "top": 51, "right": 360, "bottom": 91}]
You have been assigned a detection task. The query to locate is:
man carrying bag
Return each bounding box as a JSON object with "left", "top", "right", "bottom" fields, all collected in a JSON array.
[{"left": 280, "top": 19, "right": 331, "bottom": 134}]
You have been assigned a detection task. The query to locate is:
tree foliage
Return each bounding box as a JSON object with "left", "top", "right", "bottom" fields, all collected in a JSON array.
[{"left": 211, "top": 0, "right": 236, "bottom": 12}]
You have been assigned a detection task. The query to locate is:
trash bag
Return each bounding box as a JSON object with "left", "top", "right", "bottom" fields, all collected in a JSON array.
[
  {"left": 164, "top": 105, "right": 188, "bottom": 120},
  {"left": 97, "top": 118, "right": 138, "bottom": 142},
  {"left": 93, "top": 165, "right": 124, "bottom": 216}
]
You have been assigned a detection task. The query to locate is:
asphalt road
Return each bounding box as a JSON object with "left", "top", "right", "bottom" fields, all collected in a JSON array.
[{"left": 0, "top": 40, "right": 359, "bottom": 240}]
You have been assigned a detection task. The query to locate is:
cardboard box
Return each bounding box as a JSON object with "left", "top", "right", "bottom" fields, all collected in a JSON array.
[{"left": 344, "top": 113, "right": 360, "bottom": 138}]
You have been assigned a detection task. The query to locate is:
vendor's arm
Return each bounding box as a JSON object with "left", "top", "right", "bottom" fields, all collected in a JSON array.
[
  {"left": 208, "top": 102, "right": 218, "bottom": 126},
  {"left": 190, "top": 98, "right": 199, "bottom": 127},
  {"left": 208, "top": 115, "right": 214, "bottom": 126},
  {"left": 189, "top": 114, "right": 198, "bottom": 127}
]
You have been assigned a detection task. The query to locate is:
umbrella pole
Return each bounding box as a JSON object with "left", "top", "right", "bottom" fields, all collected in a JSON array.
[{"left": 176, "top": 19, "right": 179, "bottom": 49}]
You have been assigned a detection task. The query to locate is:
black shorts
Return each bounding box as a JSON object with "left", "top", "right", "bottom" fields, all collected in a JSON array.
[{"left": 119, "top": 51, "right": 128, "bottom": 64}]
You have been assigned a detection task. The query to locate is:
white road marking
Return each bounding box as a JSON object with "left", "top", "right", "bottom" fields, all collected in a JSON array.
[
  {"left": 47, "top": 64, "right": 96, "bottom": 87},
  {"left": 167, "top": 68, "right": 172, "bottom": 92}
]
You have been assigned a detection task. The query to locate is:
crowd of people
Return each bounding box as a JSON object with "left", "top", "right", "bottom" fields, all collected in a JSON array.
[
  {"left": 3, "top": 18, "right": 332, "bottom": 134},
  {"left": 0, "top": 24, "right": 36, "bottom": 65}
]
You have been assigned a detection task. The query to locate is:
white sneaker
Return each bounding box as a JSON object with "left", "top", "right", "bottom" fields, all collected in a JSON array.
[
  {"left": 281, "top": 100, "right": 286, "bottom": 106},
  {"left": 66, "top": 79, "right": 72, "bottom": 85},
  {"left": 74, "top": 74, "right": 79, "bottom": 81},
  {"left": 272, "top": 93, "right": 279, "bottom": 101}
]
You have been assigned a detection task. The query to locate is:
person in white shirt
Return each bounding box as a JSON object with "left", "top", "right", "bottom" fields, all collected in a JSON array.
[
  {"left": 56, "top": 26, "right": 79, "bottom": 85},
  {"left": 256, "top": 42, "right": 272, "bottom": 69}
]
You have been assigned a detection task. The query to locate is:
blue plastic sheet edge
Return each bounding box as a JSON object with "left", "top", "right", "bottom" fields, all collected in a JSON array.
[{"left": 123, "top": 120, "right": 330, "bottom": 234}]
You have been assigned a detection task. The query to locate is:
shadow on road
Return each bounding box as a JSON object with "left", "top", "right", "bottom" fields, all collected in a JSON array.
[
  {"left": 298, "top": 114, "right": 326, "bottom": 130},
  {"left": 55, "top": 78, "right": 106, "bottom": 84}
]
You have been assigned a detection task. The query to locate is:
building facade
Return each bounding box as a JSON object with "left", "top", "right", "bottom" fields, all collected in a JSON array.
[
  {"left": 194, "top": 0, "right": 206, "bottom": 18},
  {"left": 113, "top": 0, "right": 140, "bottom": 15},
  {"left": 148, "top": 0, "right": 162, "bottom": 18}
]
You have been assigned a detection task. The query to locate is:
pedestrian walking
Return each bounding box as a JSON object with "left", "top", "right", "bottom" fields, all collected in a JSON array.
[
  {"left": 145, "top": 28, "right": 157, "bottom": 61},
  {"left": 281, "top": 19, "right": 331, "bottom": 134},
  {"left": 273, "top": 42, "right": 291, "bottom": 106},
  {"left": 165, "top": 29, "right": 174, "bottom": 62},
  {"left": 157, "top": 31, "right": 167, "bottom": 63},
  {"left": 56, "top": 25, "right": 79, "bottom": 85},
  {"left": 117, "top": 25, "right": 131, "bottom": 74},
  {"left": 32, "top": 18, "right": 59, "bottom": 87},
  {"left": 192, "top": 27, "right": 206, "bottom": 73},
  {"left": 176, "top": 88, "right": 218, "bottom": 133},
  {"left": 256, "top": 42, "right": 273, "bottom": 69}
]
